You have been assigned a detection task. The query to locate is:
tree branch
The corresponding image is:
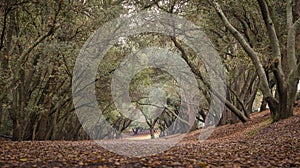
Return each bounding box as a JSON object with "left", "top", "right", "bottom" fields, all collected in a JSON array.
[
  {"left": 17, "top": 0, "right": 63, "bottom": 67},
  {"left": 287, "top": 0, "right": 294, "bottom": 27},
  {"left": 287, "top": 12, "right": 300, "bottom": 78},
  {"left": 0, "top": 8, "right": 11, "bottom": 51},
  {"left": 171, "top": 35, "right": 249, "bottom": 122},
  {"left": 17, "top": 27, "right": 54, "bottom": 67},
  {"left": 209, "top": 0, "right": 274, "bottom": 100},
  {"left": 257, "top": 0, "right": 285, "bottom": 86},
  {"left": 293, "top": 17, "right": 300, "bottom": 36}
]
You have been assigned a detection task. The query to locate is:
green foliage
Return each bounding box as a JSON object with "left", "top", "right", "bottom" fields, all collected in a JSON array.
[
  {"left": 247, "top": 129, "right": 257, "bottom": 137},
  {"left": 1, "top": 0, "right": 294, "bottom": 140}
]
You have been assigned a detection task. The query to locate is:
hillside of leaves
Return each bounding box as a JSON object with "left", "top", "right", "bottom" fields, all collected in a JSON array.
[{"left": 0, "top": 103, "right": 299, "bottom": 167}]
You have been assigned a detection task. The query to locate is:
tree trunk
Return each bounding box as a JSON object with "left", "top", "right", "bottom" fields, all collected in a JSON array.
[
  {"left": 189, "top": 120, "right": 199, "bottom": 132},
  {"left": 132, "top": 127, "right": 140, "bottom": 135},
  {"left": 51, "top": 109, "right": 59, "bottom": 140},
  {"left": 150, "top": 127, "right": 155, "bottom": 139},
  {"left": 211, "top": 0, "right": 300, "bottom": 123},
  {"left": 11, "top": 80, "right": 19, "bottom": 141},
  {"left": 37, "top": 75, "right": 53, "bottom": 140},
  {"left": 12, "top": 120, "right": 21, "bottom": 141},
  {"left": 265, "top": 79, "right": 298, "bottom": 122},
  {"left": 259, "top": 98, "right": 268, "bottom": 112},
  {"left": 272, "top": 81, "right": 298, "bottom": 121},
  {"left": 0, "top": 105, "right": 2, "bottom": 130},
  {"left": 72, "top": 121, "right": 82, "bottom": 140},
  {"left": 11, "top": 69, "right": 26, "bottom": 141},
  {"left": 37, "top": 107, "right": 50, "bottom": 140},
  {"left": 0, "top": 6, "right": 14, "bottom": 129}
]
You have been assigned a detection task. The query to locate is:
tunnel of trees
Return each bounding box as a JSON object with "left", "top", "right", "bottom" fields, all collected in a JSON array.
[{"left": 0, "top": 0, "right": 299, "bottom": 141}]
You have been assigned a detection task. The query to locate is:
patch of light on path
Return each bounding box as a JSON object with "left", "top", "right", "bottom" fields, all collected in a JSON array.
[{"left": 123, "top": 133, "right": 160, "bottom": 140}]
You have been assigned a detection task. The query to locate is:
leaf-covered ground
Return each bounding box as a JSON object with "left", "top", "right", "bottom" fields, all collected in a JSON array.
[{"left": 1, "top": 105, "right": 300, "bottom": 167}]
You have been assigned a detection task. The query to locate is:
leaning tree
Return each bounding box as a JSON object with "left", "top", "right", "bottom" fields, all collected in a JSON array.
[{"left": 210, "top": 0, "right": 300, "bottom": 121}]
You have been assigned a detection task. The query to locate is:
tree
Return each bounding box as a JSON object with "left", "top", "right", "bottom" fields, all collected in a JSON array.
[
  {"left": 141, "top": 0, "right": 254, "bottom": 124},
  {"left": 194, "top": 0, "right": 264, "bottom": 124},
  {"left": 0, "top": 0, "right": 125, "bottom": 141},
  {"left": 210, "top": 0, "right": 300, "bottom": 121}
]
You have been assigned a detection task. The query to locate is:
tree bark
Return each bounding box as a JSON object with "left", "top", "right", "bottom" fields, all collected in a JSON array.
[
  {"left": 272, "top": 80, "right": 298, "bottom": 121},
  {"left": 37, "top": 72, "right": 54, "bottom": 140}
]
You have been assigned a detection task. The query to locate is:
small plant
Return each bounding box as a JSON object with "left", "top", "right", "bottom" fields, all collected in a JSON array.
[{"left": 248, "top": 130, "right": 257, "bottom": 137}]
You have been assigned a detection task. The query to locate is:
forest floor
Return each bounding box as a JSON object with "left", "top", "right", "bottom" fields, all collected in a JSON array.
[{"left": 1, "top": 103, "right": 300, "bottom": 167}]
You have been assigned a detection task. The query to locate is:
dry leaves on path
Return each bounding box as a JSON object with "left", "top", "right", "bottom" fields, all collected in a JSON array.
[{"left": 1, "top": 107, "right": 300, "bottom": 167}]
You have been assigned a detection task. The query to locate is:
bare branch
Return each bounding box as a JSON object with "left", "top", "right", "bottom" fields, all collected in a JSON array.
[{"left": 287, "top": 0, "right": 294, "bottom": 27}]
